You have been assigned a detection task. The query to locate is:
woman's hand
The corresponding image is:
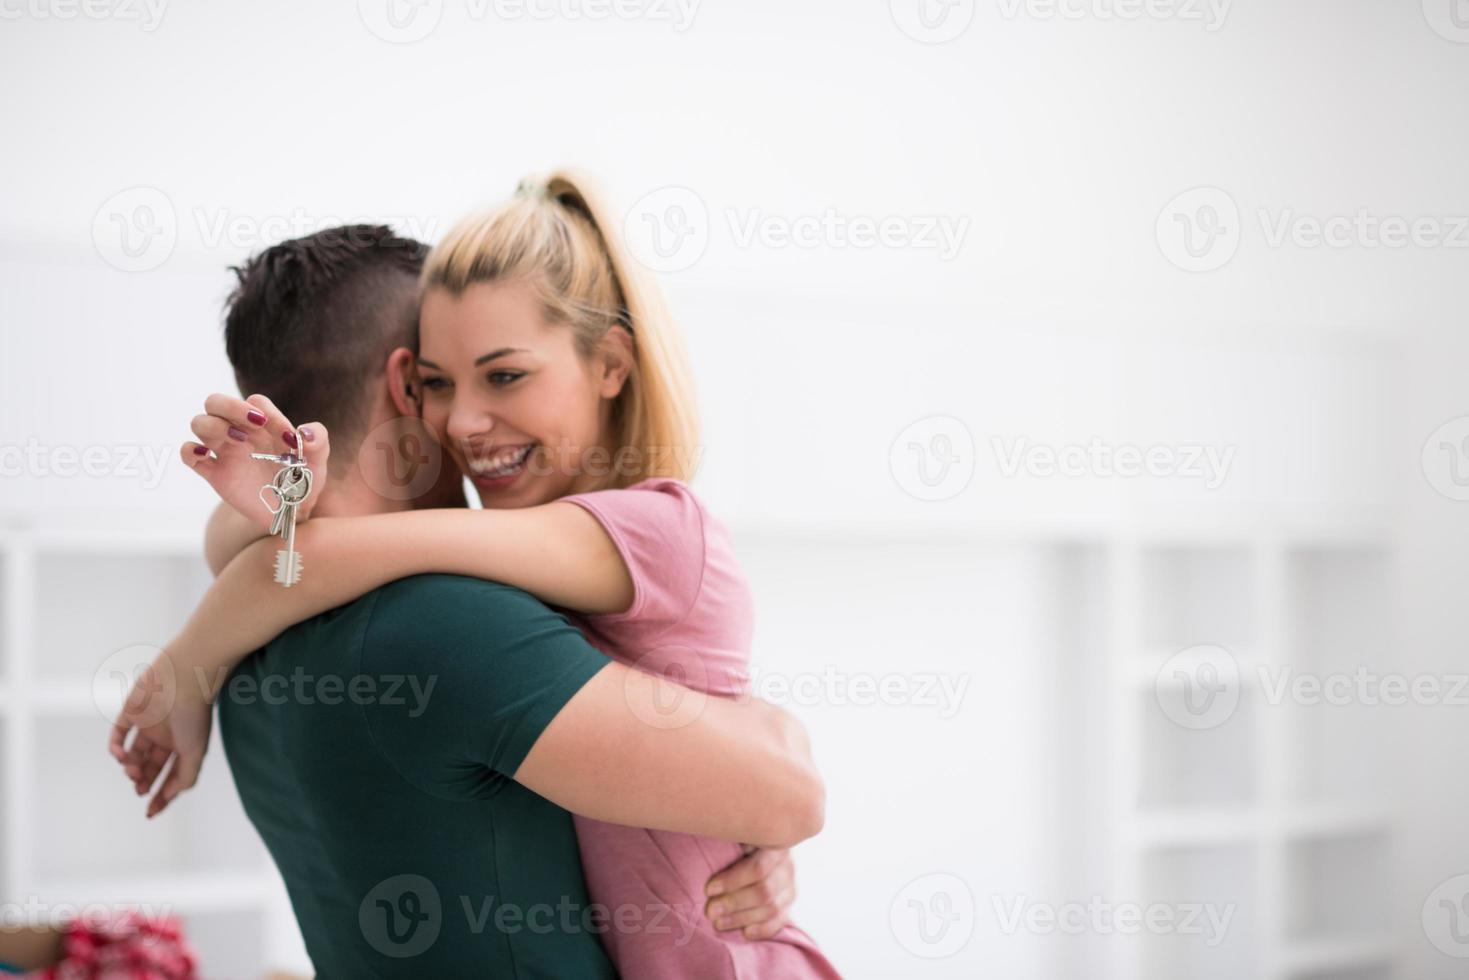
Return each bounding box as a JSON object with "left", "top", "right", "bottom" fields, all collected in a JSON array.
[
  {"left": 180, "top": 393, "right": 331, "bottom": 531},
  {"left": 704, "top": 846, "right": 800, "bottom": 940},
  {"left": 107, "top": 651, "right": 216, "bottom": 818}
]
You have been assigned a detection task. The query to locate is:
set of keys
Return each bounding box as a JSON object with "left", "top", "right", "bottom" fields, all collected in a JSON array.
[{"left": 252, "top": 436, "right": 313, "bottom": 587}]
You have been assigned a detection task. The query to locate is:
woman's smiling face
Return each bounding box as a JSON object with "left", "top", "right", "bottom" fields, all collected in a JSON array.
[{"left": 416, "top": 280, "right": 626, "bottom": 509}]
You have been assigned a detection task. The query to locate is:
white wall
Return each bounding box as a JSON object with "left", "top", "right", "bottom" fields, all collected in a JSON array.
[{"left": 3, "top": 1, "right": 1465, "bottom": 977}]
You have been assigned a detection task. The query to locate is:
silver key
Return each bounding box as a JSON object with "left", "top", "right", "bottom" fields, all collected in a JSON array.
[
  {"left": 253, "top": 443, "right": 312, "bottom": 587},
  {"left": 273, "top": 465, "right": 311, "bottom": 587}
]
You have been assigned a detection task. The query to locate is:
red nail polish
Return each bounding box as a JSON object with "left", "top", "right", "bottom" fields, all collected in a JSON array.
[
  {"left": 227, "top": 426, "right": 248, "bottom": 442},
  {"left": 192, "top": 445, "right": 209, "bottom": 456},
  {"left": 247, "top": 410, "right": 267, "bottom": 426},
  {"left": 283, "top": 430, "right": 298, "bottom": 449}
]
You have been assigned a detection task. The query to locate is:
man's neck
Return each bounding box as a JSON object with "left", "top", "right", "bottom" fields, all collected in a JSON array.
[
  {"left": 311, "top": 467, "right": 413, "bottom": 519},
  {"left": 309, "top": 476, "right": 411, "bottom": 520},
  {"left": 309, "top": 406, "right": 469, "bottom": 517}
]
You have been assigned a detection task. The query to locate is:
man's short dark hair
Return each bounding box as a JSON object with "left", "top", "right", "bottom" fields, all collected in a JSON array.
[{"left": 224, "top": 225, "right": 427, "bottom": 468}]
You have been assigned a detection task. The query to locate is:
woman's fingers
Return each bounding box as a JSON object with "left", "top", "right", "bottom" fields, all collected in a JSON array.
[
  {"left": 108, "top": 716, "right": 133, "bottom": 762},
  {"left": 710, "top": 884, "right": 795, "bottom": 933},
  {"left": 741, "top": 910, "right": 793, "bottom": 941},
  {"left": 185, "top": 393, "right": 309, "bottom": 502},
  {"left": 145, "top": 755, "right": 181, "bottom": 816},
  {"left": 123, "top": 728, "right": 150, "bottom": 772},
  {"left": 200, "top": 392, "right": 299, "bottom": 454},
  {"left": 202, "top": 393, "right": 276, "bottom": 433},
  {"left": 704, "top": 847, "right": 797, "bottom": 935},
  {"left": 245, "top": 393, "right": 303, "bottom": 453},
  {"left": 189, "top": 414, "right": 249, "bottom": 452},
  {"left": 123, "top": 733, "right": 159, "bottom": 793},
  {"left": 148, "top": 751, "right": 202, "bottom": 819},
  {"left": 708, "top": 880, "right": 797, "bottom": 929},
  {"left": 134, "top": 744, "right": 169, "bottom": 797},
  {"left": 293, "top": 421, "right": 330, "bottom": 514},
  {"left": 295, "top": 421, "right": 328, "bottom": 460},
  {"left": 705, "top": 847, "right": 790, "bottom": 901},
  {"left": 180, "top": 442, "right": 215, "bottom": 466}
]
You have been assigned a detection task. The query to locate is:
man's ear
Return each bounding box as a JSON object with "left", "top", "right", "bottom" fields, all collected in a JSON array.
[
  {"left": 386, "top": 347, "right": 421, "bottom": 417},
  {"left": 596, "top": 325, "right": 635, "bottom": 399}
]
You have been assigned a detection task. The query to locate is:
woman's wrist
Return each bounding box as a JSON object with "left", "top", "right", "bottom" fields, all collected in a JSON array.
[{"left": 160, "top": 638, "right": 225, "bottom": 706}]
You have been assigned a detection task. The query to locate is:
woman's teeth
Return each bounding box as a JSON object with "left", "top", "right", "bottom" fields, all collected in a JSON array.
[{"left": 468, "top": 445, "right": 533, "bottom": 478}]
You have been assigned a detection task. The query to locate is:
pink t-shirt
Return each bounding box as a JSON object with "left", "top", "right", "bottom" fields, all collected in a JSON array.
[{"left": 561, "top": 478, "right": 841, "bottom": 980}]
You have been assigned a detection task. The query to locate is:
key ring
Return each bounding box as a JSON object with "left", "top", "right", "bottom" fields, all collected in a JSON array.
[
  {"left": 259, "top": 483, "right": 285, "bottom": 516},
  {"left": 275, "top": 464, "right": 313, "bottom": 501},
  {"left": 258, "top": 465, "right": 312, "bottom": 512}
]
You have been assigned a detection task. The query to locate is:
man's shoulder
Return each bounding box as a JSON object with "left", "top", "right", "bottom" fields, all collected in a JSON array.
[
  {"left": 367, "top": 573, "right": 558, "bottom": 630},
  {"left": 360, "top": 574, "right": 579, "bottom": 670},
  {"left": 372, "top": 571, "right": 543, "bottom": 608},
  {"left": 355, "top": 573, "right": 611, "bottom": 781}
]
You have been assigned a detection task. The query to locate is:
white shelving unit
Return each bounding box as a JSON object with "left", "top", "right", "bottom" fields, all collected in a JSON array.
[
  {"left": 732, "top": 507, "right": 1400, "bottom": 980},
  {"left": 1109, "top": 526, "right": 1397, "bottom": 980},
  {"left": 0, "top": 514, "right": 306, "bottom": 977}
]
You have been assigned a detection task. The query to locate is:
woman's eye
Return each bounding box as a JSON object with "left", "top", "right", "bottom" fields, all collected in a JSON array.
[
  {"left": 420, "top": 377, "right": 449, "bottom": 392},
  {"left": 488, "top": 371, "right": 524, "bottom": 387}
]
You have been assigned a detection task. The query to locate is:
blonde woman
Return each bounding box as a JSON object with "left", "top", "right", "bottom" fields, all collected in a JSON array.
[{"left": 113, "top": 174, "right": 841, "bottom": 978}]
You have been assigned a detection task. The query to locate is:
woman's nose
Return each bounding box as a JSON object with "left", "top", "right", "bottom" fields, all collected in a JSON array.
[{"left": 445, "top": 398, "right": 493, "bottom": 448}]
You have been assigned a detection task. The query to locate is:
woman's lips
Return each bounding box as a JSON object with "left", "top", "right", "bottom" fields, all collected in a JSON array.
[{"left": 464, "top": 444, "right": 534, "bottom": 489}]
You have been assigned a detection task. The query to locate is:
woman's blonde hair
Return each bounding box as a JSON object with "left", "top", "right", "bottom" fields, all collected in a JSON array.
[{"left": 420, "top": 170, "right": 699, "bottom": 489}]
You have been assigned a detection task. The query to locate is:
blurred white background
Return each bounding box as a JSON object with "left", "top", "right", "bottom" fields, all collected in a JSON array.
[{"left": 2, "top": 0, "right": 1468, "bottom": 977}]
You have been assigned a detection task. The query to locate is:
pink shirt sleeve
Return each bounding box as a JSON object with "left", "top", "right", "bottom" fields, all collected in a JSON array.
[{"left": 560, "top": 478, "right": 707, "bottom": 632}]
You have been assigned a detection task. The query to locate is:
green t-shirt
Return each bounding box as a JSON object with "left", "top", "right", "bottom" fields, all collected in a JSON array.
[{"left": 218, "top": 573, "right": 618, "bottom": 979}]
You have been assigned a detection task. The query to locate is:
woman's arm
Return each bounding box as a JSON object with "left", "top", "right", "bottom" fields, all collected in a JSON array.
[
  {"left": 320, "top": 504, "right": 636, "bottom": 614},
  {"left": 170, "top": 504, "right": 634, "bottom": 695},
  {"left": 204, "top": 501, "right": 269, "bottom": 576}
]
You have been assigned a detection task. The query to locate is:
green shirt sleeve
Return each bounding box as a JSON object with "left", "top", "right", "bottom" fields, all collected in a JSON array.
[{"left": 356, "top": 573, "right": 610, "bottom": 798}]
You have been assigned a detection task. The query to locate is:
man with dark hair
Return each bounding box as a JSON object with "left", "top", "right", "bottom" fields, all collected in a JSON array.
[
  {"left": 222, "top": 225, "right": 426, "bottom": 467},
  {"left": 199, "top": 225, "right": 465, "bottom": 572},
  {"left": 171, "top": 227, "right": 821, "bottom": 977}
]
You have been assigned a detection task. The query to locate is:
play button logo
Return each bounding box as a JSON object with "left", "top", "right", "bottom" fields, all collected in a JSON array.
[{"left": 359, "top": 0, "right": 444, "bottom": 43}]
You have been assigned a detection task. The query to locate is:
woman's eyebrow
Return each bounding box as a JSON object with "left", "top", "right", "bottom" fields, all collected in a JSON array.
[
  {"left": 417, "top": 348, "right": 528, "bottom": 371},
  {"left": 474, "top": 347, "right": 529, "bottom": 366}
]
